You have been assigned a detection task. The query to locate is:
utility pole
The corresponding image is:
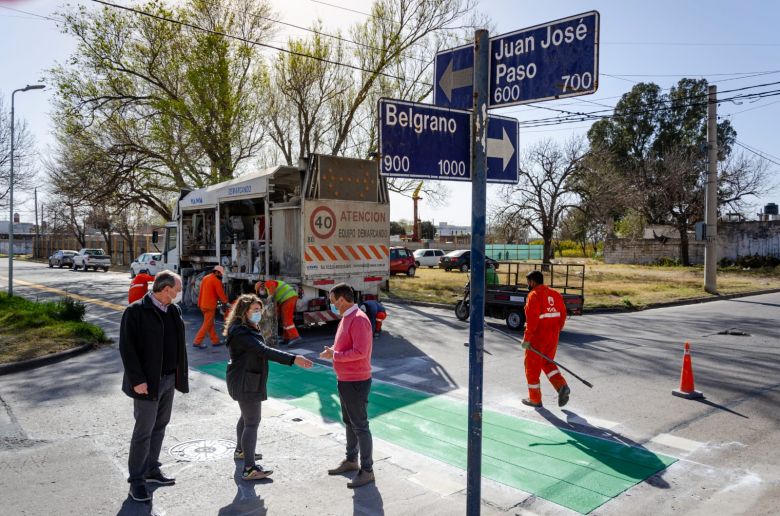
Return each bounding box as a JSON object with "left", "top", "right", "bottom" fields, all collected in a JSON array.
[
  {"left": 704, "top": 85, "right": 718, "bottom": 293},
  {"left": 34, "top": 187, "right": 39, "bottom": 259}
]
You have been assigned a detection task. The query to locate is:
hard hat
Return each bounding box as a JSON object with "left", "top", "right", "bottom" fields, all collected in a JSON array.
[{"left": 213, "top": 265, "right": 225, "bottom": 275}]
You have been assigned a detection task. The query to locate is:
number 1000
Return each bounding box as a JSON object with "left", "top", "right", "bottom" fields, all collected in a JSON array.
[{"left": 438, "top": 159, "right": 466, "bottom": 177}]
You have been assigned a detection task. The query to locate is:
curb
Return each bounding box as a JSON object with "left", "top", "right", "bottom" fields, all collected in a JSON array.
[
  {"left": 0, "top": 343, "right": 96, "bottom": 376},
  {"left": 384, "top": 288, "right": 780, "bottom": 314}
]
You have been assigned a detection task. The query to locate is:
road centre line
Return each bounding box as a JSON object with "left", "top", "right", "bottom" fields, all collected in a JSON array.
[{"left": 0, "top": 276, "right": 125, "bottom": 311}]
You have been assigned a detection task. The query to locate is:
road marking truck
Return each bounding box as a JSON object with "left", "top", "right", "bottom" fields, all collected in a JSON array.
[{"left": 157, "top": 154, "right": 390, "bottom": 326}]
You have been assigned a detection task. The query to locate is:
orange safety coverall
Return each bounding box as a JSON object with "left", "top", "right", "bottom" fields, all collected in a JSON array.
[
  {"left": 128, "top": 273, "right": 155, "bottom": 304},
  {"left": 195, "top": 272, "right": 228, "bottom": 345},
  {"left": 523, "top": 284, "right": 568, "bottom": 404}
]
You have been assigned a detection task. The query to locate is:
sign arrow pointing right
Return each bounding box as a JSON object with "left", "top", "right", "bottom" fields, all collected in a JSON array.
[
  {"left": 487, "top": 127, "right": 515, "bottom": 172},
  {"left": 439, "top": 59, "right": 473, "bottom": 102}
]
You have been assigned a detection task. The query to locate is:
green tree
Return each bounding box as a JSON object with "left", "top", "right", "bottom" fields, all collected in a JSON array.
[
  {"left": 586, "top": 79, "right": 746, "bottom": 265},
  {"left": 49, "top": 0, "right": 274, "bottom": 218},
  {"left": 420, "top": 220, "right": 436, "bottom": 240},
  {"left": 390, "top": 220, "right": 407, "bottom": 236}
]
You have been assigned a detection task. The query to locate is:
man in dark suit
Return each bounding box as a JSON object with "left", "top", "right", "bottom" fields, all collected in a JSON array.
[{"left": 119, "top": 270, "right": 189, "bottom": 502}]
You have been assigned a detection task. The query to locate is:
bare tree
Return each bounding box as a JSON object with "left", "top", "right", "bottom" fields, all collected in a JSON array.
[
  {"left": 0, "top": 96, "right": 37, "bottom": 210},
  {"left": 495, "top": 138, "right": 587, "bottom": 263}
]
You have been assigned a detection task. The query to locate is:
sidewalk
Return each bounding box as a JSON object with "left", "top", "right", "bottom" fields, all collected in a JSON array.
[{"left": 0, "top": 346, "right": 537, "bottom": 515}]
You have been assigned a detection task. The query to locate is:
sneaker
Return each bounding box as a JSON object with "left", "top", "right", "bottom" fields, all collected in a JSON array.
[
  {"left": 193, "top": 343, "right": 206, "bottom": 349},
  {"left": 234, "top": 449, "right": 263, "bottom": 460},
  {"left": 128, "top": 484, "right": 151, "bottom": 502},
  {"left": 327, "top": 459, "right": 360, "bottom": 475},
  {"left": 521, "top": 398, "right": 542, "bottom": 408},
  {"left": 558, "top": 385, "right": 571, "bottom": 407},
  {"left": 144, "top": 471, "right": 175, "bottom": 485},
  {"left": 242, "top": 465, "right": 273, "bottom": 481},
  {"left": 347, "top": 469, "right": 375, "bottom": 489}
]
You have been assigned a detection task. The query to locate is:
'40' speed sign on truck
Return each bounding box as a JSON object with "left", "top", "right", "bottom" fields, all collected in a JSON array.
[{"left": 303, "top": 200, "right": 390, "bottom": 278}]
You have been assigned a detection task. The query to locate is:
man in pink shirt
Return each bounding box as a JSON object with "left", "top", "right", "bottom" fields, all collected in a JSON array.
[{"left": 320, "top": 283, "right": 375, "bottom": 488}]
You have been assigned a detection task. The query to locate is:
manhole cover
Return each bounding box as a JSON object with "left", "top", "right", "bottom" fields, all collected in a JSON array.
[{"left": 169, "top": 439, "right": 236, "bottom": 462}]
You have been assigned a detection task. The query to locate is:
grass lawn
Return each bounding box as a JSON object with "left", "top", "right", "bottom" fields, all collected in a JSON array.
[
  {"left": 387, "top": 261, "right": 780, "bottom": 310},
  {"left": 0, "top": 293, "right": 109, "bottom": 364}
]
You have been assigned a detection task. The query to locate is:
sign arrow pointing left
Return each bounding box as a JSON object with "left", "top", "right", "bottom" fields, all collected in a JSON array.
[{"left": 439, "top": 59, "right": 473, "bottom": 102}]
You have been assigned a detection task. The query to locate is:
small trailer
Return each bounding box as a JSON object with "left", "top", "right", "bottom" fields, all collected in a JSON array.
[{"left": 454, "top": 262, "right": 585, "bottom": 330}]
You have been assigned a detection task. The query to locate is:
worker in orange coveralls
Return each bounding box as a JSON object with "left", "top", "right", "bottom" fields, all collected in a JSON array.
[
  {"left": 194, "top": 265, "right": 229, "bottom": 348},
  {"left": 521, "top": 270, "right": 570, "bottom": 408},
  {"left": 128, "top": 269, "right": 155, "bottom": 304},
  {"left": 260, "top": 279, "right": 301, "bottom": 346}
]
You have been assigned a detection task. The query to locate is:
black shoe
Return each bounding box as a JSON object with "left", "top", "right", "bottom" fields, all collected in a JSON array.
[
  {"left": 521, "top": 398, "right": 542, "bottom": 408},
  {"left": 129, "top": 484, "right": 151, "bottom": 502},
  {"left": 558, "top": 385, "right": 571, "bottom": 407},
  {"left": 144, "top": 471, "right": 175, "bottom": 485}
]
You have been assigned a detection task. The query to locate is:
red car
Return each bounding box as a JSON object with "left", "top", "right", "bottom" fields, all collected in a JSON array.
[{"left": 390, "top": 246, "right": 416, "bottom": 276}]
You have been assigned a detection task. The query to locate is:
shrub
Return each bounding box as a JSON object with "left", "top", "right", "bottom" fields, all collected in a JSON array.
[
  {"left": 57, "top": 296, "right": 86, "bottom": 322},
  {"left": 655, "top": 257, "right": 680, "bottom": 267}
]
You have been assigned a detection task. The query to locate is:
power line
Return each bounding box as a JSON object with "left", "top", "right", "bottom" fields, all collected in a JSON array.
[
  {"left": 0, "top": 4, "right": 60, "bottom": 22},
  {"left": 734, "top": 140, "right": 780, "bottom": 166},
  {"left": 91, "top": 0, "right": 431, "bottom": 86}
]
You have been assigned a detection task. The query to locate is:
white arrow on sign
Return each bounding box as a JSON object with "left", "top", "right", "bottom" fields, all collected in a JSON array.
[
  {"left": 487, "top": 128, "right": 515, "bottom": 172},
  {"left": 439, "top": 59, "right": 473, "bottom": 102}
]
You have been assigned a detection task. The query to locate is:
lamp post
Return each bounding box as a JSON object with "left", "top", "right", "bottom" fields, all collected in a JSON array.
[{"left": 8, "top": 84, "right": 45, "bottom": 296}]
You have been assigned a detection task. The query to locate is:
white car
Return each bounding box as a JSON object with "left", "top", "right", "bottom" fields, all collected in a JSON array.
[
  {"left": 413, "top": 248, "right": 446, "bottom": 268},
  {"left": 130, "top": 252, "right": 163, "bottom": 277}
]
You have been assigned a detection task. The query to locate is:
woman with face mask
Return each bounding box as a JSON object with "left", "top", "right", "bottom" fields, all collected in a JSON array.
[{"left": 224, "top": 294, "right": 313, "bottom": 480}]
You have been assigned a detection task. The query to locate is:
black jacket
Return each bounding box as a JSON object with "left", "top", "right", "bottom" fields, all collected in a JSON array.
[
  {"left": 226, "top": 322, "right": 295, "bottom": 402},
  {"left": 119, "top": 294, "right": 189, "bottom": 400}
]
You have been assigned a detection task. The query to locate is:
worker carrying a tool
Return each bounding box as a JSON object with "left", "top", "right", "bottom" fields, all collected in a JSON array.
[
  {"left": 521, "top": 270, "right": 570, "bottom": 408},
  {"left": 128, "top": 269, "right": 155, "bottom": 304},
  {"left": 258, "top": 279, "right": 301, "bottom": 346},
  {"left": 194, "top": 265, "right": 229, "bottom": 348}
]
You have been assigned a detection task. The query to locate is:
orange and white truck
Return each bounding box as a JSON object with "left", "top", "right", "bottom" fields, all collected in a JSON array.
[{"left": 157, "top": 154, "right": 390, "bottom": 325}]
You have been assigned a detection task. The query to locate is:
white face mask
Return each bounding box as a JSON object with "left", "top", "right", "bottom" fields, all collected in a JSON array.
[
  {"left": 172, "top": 290, "right": 183, "bottom": 304},
  {"left": 249, "top": 311, "right": 262, "bottom": 324}
]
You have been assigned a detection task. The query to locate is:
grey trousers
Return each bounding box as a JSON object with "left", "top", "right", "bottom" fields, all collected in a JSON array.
[
  {"left": 128, "top": 373, "right": 175, "bottom": 486},
  {"left": 338, "top": 379, "right": 373, "bottom": 472},
  {"left": 236, "top": 400, "right": 262, "bottom": 468}
]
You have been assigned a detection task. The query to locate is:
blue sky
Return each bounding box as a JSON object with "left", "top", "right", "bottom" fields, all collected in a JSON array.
[{"left": 1, "top": 0, "right": 778, "bottom": 226}]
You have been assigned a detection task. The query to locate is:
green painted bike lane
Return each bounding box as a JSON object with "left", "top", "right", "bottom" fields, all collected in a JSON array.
[{"left": 198, "top": 361, "right": 675, "bottom": 514}]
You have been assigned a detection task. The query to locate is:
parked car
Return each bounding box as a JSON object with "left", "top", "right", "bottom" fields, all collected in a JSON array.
[
  {"left": 72, "top": 248, "right": 111, "bottom": 272},
  {"left": 390, "top": 246, "right": 416, "bottom": 276},
  {"left": 413, "top": 248, "right": 445, "bottom": 268},
  {"left": 48, "top": 250, "right": 78, "bottom": 268},
  {"left": 130, "top": 252, "right": 163, "bottom": 277},
  {"left": 438, "top": 249, "right": 498, "bottom": 272}
]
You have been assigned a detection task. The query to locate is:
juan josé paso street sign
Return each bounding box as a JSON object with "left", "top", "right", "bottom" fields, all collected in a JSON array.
[
  {"left": 434, "top": 11, "right": 600, "bottom": 109},
  {"left": 378, "top": 98, "right": 518, "bottom": 184}
]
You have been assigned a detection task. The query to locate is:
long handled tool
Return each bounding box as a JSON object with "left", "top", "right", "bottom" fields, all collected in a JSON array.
[
  {"left": 490, "top": 326, "right": 594, "bottom": 388},
  {"left": 526, "top": 345, "right": 593, "bottom": 389}
]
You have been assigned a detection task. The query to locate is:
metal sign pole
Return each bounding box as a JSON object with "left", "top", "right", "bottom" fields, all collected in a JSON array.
[{"left": 466, "top": 28, "right": 489, "bottom": 516}]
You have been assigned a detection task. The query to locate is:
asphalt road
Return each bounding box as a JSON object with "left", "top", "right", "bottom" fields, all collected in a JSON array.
[{"left": 1, "top": 260, "right": 779, "bottom": 514}]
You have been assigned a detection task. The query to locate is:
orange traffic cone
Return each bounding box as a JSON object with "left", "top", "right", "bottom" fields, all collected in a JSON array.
[{"left": 672, "top": 341, "right": 704, "bottom": 399}]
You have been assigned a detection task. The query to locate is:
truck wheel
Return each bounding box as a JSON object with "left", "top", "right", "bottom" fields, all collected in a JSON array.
[
  {"left": 59, "top": 263, "right": 64, "bottom": 268},
  {"left": 406, "top": 266, "right": 416, "bottom": 277},
  {"left": 72, "top": 263, "right": 78, "bottom": 271},
  {"left": 415, "top": 261, "right": 420, "bottom": 267},
  {"left": 455, "top": 300, "right": 470, "bottom": 321},
  {"left": 48, "top": 261, "right": 53, "bottom": 268},
  {"left": 102, "top": 267, "right": 109, "bottom": 272},
  {"left": 460, "top": 263, "right": 469, "bottom": 273},
  {"left": 506, "top": 309, "right": 526, "bottom": 331}
]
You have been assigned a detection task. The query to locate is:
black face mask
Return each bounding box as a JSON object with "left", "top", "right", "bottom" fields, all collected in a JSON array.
[{"left": 215, "top": 273, "right": 223, "bottom": 280}]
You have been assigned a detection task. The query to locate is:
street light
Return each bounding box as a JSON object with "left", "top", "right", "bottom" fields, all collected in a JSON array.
[{"left": 8, "top": 84, "right": 45, "bottom": 296}]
